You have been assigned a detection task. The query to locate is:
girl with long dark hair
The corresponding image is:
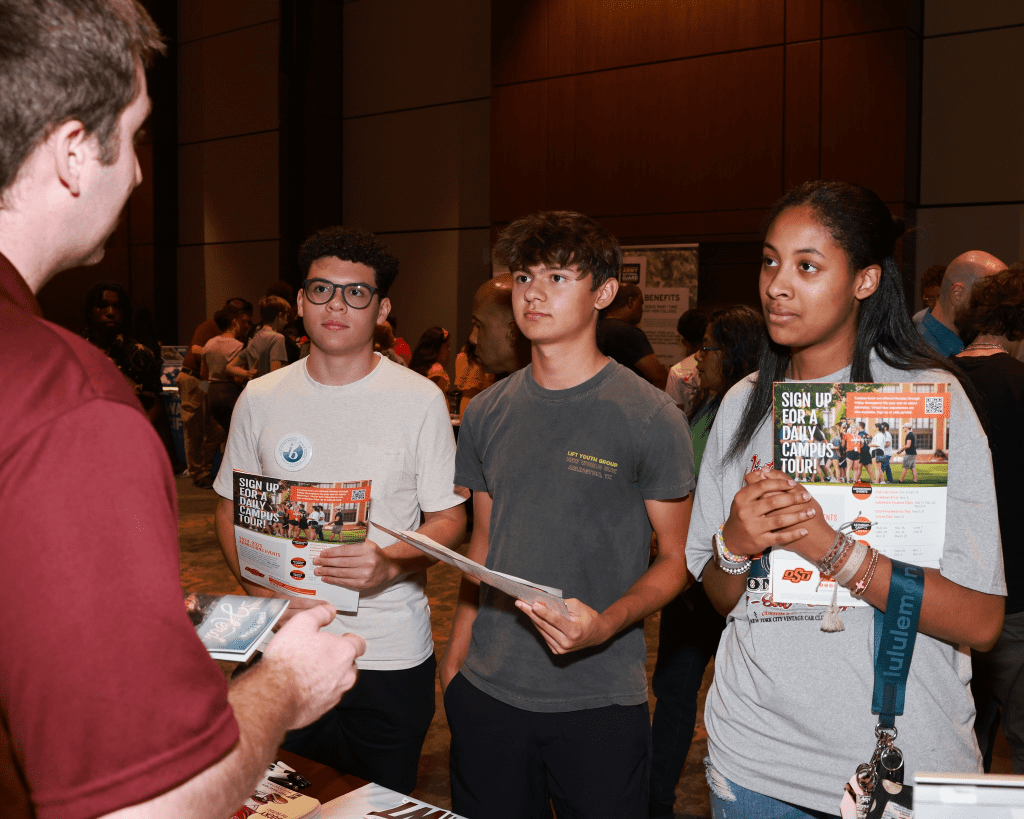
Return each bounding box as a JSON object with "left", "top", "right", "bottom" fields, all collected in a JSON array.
[{"left": 686, "top": 180, "right": 1004, "bottom": 818}]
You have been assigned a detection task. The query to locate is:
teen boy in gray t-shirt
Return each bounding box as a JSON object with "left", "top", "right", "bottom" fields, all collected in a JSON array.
[{"left": 441, "top": 211, "right": 695, "bottom": 818}]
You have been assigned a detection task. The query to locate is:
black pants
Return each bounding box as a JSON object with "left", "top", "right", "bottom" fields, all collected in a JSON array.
[
  {"left": 445, "top": 671, "right": 651, "bottom": 818},
  {"left": 649, "top": 583, "right": 726, "bottom": 818},
  {"left": 281, "top": 654, "right": 436, "bottom": 794}
]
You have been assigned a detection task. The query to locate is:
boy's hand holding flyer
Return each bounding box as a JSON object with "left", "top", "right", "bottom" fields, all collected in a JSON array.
[{"left": 233, "top": 470, "right": 372, "bottom": 612}]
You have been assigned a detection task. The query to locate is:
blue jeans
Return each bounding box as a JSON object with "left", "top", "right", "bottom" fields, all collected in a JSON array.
[
  {"left": 705, "top": 758, "right": 839, "bottom": 819},
  {"left": 881, "top": 454, "right": 894, "bottom": 482}
]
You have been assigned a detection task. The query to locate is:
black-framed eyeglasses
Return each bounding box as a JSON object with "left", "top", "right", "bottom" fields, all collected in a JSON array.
[
  {"left": 302, "top": 278, "right": 379, "bottom": 309},
  {"left": 700, "top": 345, "right": 722, "bottom": 353}
]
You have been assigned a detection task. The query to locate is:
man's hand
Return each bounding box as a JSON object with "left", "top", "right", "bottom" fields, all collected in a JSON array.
[
  {"left": 312, "top": 539, "right": 396, "bottom": 593},
  {"left": 513, "top": 598, "right": 613, "bottom": 655},
  {"left": 261, "top": 604, "right": 365, "bottom": 730}
]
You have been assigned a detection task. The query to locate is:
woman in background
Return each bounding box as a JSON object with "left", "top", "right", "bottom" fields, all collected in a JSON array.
[
  {"left": 410, "top": 326, "right": 452, "bottom": 392},
  {"left": 649, "top": 304, "right": 766, "bottom": 819},
  {"left": 954, "top": 268, "right": 1024, "bottom": 774}
]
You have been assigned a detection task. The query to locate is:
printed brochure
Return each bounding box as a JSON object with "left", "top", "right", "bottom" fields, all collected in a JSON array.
[
  {"left": 371, "top": 522, "right": 571, "bottom": 618},
  {"left": 323, "top": 783, "right": 465, "bottom": 819},
  {"left": 230, "top": 759, "right": 320, "bottom": 819},
  {"left": 769, "top": 381, "right": 950, "bottom": 606},
  {"left": 233, "top": 471, "right": 371, "bottom": 612},
  {"left": 186, "top": 592, "right": 289, "bottom": 662}
]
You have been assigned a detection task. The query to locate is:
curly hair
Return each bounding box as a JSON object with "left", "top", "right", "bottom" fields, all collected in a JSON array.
[
  {"left": 84, "top": 279, "right": 130, "bottom": 335},
  {"left": 494, "top": 211, "right": 621, "bottom": 289},
  {"left": 955, "top": 269, "right": 1024, "bottom": 344},
  {"left": 298, "top": 226, "right": 400, "bottom": 298},
  {"left": 0, "top": 0, "right": 164, "bottom": 202}
]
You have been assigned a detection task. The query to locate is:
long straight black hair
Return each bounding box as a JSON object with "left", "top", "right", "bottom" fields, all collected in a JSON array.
[{"left": 728, "top": 180, "right": 969, "bottom": 461}]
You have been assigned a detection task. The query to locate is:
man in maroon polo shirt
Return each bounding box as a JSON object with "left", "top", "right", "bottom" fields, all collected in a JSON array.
[{"left": 0, "top": 2, "right": 364, "bottom": 818}]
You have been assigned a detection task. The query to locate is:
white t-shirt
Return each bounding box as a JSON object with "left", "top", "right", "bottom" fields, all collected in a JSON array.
[
  {"left": 665, "top": 354, "right": 699, "bottom": 414},
  {"left": 214, "top": 354, "right": 465, "bottom": 669}
]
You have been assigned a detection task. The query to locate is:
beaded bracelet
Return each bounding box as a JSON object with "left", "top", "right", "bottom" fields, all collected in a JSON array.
[
  {"left": 849, "top": 547, "right": 880, "bottom": 597},
  {"left": 816, "top": 529, "right": 847, "bottom": 575},
  {"left": 713, "top": 523, "right": 751, "bottom": 575},
  {"left": 832, "top": 540, "right": 869, "bottom": 587},
  {"left": 715, "top": 523, "right": 748, "bottom": 563}
]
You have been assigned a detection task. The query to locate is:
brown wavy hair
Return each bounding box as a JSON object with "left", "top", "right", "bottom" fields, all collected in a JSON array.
[{"left": 955, "top": 269, "right": 1024, "bottom": 344}]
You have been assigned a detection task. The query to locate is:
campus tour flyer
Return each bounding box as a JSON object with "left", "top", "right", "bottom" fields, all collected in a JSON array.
[
  {"left": 232, "top": 470, "right": 371, "bottom": 612},
  {"left": 769, "top": 382, "right": 950, "bottom": 607}
]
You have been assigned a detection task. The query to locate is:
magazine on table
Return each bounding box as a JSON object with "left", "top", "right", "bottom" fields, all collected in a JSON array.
[
  {"left": 229, "top": 759, "right": 319, "bottom": 819},
  {"left": 371, "top": 521, "right": 571, "bottom": 619},
  {"left": 233, "top": 471, "right": 372, "bottom": 613},
  {"left": 185, "top": 592, "right": 289, "bottom": 662},
  {"left": 322, "top": 783, "right": 465, "bottom": 819},
  {"left": 769, "top": 381, "right": 950, "bottom": 606}
]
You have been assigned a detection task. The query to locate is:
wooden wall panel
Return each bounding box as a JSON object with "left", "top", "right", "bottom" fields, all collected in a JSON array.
[
  {"left": 491, "top": 0, "right": 919, "bottom": 292},
  {"left": 574, "top": 0, "right": 783, "bottom": 74},
  {"left": 783, "top": 41, "right": 821, "bottom": 190},
  {"left": 491, "top": 81, "right": 548, "bottom": 223},
  {"left": 821, "top": 30, "right": 909, "bottom": 203},
  {"left": 601, "top": 211, "right": 767, "bottom": 245},
  {"left": 545, "top": 76, "right": 576, "bottom": 209},
  {"left": 823, "top": 0, "right": 922, "bottom": 37},
  {"left": 573, "top": 48, "right": 784, "bottom": 217},
  {"left": 130, "top": 143, "right": 155, "bottom": 247},
  {"left": 492, "top": 0, "right": 548, "bottom": 85},
  {"left": 547, "top": 0, "right": 576, "bottom": 77},
  {"left": 786, "top": 0, "right": 821, "bottom": 42}
]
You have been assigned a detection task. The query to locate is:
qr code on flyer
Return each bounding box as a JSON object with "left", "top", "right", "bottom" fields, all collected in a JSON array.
[
  {"left": 924, "top": 396, "right": 945, "bottom": 415},
  {"left": 351, "top": 488, "right": 366, "bottom": 501}
]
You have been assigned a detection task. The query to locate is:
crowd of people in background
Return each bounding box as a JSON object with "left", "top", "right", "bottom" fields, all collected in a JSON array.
[{"left": 5, "top": 2, "right": 1024, "bottom": 818}]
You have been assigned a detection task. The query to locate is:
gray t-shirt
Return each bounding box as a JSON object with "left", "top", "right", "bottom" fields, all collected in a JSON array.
[
  {"left": 686, "top": 353, "right": 1005, "bottom": 813},
  {"left": 237, "top": 325, "right": 287, "bottom": 378},
  {"left": 455, "top": 360, "right": 695, "bottom": 711},
  {"left": 203, "top": 335, "right": 242, "bottom": 382},
  {"left": 214, "top": 354, "right": 465, "bottom": 669}
]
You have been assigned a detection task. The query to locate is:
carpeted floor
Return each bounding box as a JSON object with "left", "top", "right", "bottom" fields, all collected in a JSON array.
[{"left": 177, "top": 475, "right": 1012, "bottom": 817}]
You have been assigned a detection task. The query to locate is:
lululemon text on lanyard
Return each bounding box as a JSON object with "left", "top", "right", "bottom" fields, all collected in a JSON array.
[
  {"left": 846, "top": 561, "right": 925, "bottom": 818},
  {"left": 871, "top": 561, "right": 925, "bottom": 729}
]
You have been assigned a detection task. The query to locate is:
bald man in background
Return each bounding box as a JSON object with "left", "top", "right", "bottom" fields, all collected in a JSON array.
[
  {"left": 468, "top": 274, "right": 530, "bottom": 376},
  {"left": 918, "top": 250, "right": 1006, "bottom": 356}
]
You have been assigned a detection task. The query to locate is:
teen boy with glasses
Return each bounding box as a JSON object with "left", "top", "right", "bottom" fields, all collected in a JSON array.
[{"left": 214, "top": 226, "right": 466, "bottom": 794}]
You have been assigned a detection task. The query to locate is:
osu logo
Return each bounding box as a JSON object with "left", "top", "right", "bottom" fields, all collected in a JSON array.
[
  {"left": 290, "top": 570, "right": 305, "bottom": 580},
  {"left": 291, "top": 558, "right": 306, "bottom": 568},
  {"left": 782, "top": 567, "right": 812, "bottom": 583}
]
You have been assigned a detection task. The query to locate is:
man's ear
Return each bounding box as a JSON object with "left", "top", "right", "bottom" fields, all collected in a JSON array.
[
  {"left": 853, "top": 264, "right": 881, "bottom": 302},
  {"left": 595, "top": 277, "right": 618, "bottom": 310},
  {"left": 376, "top": 296, "right": 391, "bottom": 325},
  {"left": 949, "top": 282, "right": 967, "bottom": 308},
  {"left": 49, "top": 120, "right": 93, "bottom": 196},
  {"left": 296, "top": 288, "right": 306, "bottom": 319}
]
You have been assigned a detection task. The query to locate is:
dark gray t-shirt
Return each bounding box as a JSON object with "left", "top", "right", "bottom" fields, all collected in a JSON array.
[{"left": 455, "top": 360, "right": 695, "bottom": 711}]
